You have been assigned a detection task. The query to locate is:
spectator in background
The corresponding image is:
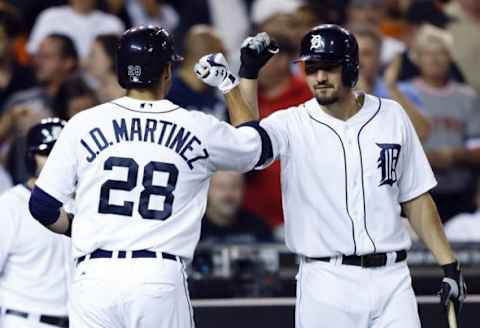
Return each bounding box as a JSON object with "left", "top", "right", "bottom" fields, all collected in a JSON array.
[
  {"left": 126, "top": 0, "right": 178, "bottom": 32},
  {"left": 251, "top": 0, "right": 303, "bottom": 46},
  {"left": 446, "top": 0, "right": 480, "bottom": 94},
  {"left": 396, "top": 0, "right": 465, "bottom": 83},
  {"left": 27, "top": 0, "right": 124, "bottom": 59},
  {"left": 445, "top": 179, "right": 480, "bottom": 242},
  {"left": 404, "top": 25, "right": 480, "bottom": 221},
  {"left": 85, "top": 34, "right": 124, "bottom": 102},
  {"left": 353, "top": 25, "right": 431, "bottom": 141},
  {"left": 244, "top": 3, "right": 312, "bottom": 234},
  {"left": 57, "top": 76, "right": 99, "bottom": 120},
  {"left": 0, "top": 5, "right": 35, "bottom": 113},
  {"left": 167, "top": 25, "right": 228, "bottom": 121},
  {"left": 346, "top": 0, "right": 405, "bottom": 65},
  {"left": 201, "top": 171, "right": 273, "bottom": 244},
  {"left": 1, "top": 33, "right": 79, "bottom": 183}
]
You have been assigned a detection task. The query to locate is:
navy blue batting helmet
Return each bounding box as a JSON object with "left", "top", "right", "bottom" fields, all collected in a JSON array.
[
  {"left": 25, "top": 117, "right": 66, "bottom": 175},
  {"left": 294, "top": 24, "right": 360, "bottom": 88},
  {"left": 116, "top": 25, "right": 183, "bottom": 89}
]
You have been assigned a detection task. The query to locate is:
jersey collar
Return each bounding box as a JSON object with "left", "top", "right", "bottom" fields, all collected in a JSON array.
[
  {"left": 305, "top": 93, "right": 380, "bottom": 128},
  {"left": 110, "top": 96, "right": 180, "bottom": 113}
]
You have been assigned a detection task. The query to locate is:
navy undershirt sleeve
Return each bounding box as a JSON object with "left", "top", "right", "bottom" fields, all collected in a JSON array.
[
  {"left": 237, "top": 121, "right": 274, "bottom": 167},
  {"left": 29, "top": 186, "right": 63, "bottom": 226}
]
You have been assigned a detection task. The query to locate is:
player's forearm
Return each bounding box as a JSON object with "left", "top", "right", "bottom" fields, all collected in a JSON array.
[
  {"left": 388, "top": 86, "right": 431, "bottom": 142},
  {"left": 403, "top": 193, "right": 456, "bottom": 265},
  {"left": 47, "top": 209, "right": 70, "bottom": 235},
  {"left": 225, "top": 86, "right": 259, "bottom": 126},
  {"left": 239, "top": 78, "right": 259, "bottom": 119}
]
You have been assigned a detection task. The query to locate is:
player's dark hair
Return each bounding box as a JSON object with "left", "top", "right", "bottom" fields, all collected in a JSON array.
[
  {"left": 46, "top": 33, "right": 79, "bottom": 67},
  {"left": 95, "top": 34, "right": 120, "bottom": 73}
]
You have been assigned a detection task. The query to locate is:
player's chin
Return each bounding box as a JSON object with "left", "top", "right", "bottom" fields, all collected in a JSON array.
[{"left": 315, "top": 94, "right": 339, "bottom": 106}]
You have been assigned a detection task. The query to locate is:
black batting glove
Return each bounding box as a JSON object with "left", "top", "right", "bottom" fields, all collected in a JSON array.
[
  {"left": 439, "top": 261, "right": 466, "bottom": 318},
  {"left": 239, "top": 32, "right": 279, "bottom": 79}
]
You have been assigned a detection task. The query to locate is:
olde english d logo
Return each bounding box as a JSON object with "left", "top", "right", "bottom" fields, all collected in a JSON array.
[{"left": 377, "top": 143, "right": 401, "bottom": 186}]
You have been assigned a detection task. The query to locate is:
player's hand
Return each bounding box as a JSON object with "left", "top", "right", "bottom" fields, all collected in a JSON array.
[
  {"left": 239, "top": 32, "right": 279, "bottom": 79},
  {"left": 439, "top": 261, "right": 466, "bottom": 318},
  {"left": 194, "top": 53, "right": 239, "bottom": 94}
]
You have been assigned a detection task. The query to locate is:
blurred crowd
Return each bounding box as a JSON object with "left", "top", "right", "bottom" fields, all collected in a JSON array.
[{"left": 1, "top": 0, "right": 480, "bottom": 243}]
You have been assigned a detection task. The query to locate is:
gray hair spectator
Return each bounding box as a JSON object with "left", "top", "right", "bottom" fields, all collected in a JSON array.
[
  {"left": 201, "top": 171, "right": 273, "bottom": 244},
  {"left": 27, "top": 0, "right": 124, "bottom": 59},
  {"left": 352, "top": 24, "right": 431, "bottom": 141},
  {"left": 403, "top": 24, "right": 480, "bottom": 222},
  {"left": 85, "top": 34, "right": 124, "bottom": 102}
]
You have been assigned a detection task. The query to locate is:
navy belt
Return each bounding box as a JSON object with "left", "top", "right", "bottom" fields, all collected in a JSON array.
[
  {"left": 1, "top": 308, "right": 68, "bottom": 328},
  {"left": 77, "top": 249, "right": 179, "bottom": 265},
  {"left": 306, "top": 250, "right": 407, "bottom": 268}
]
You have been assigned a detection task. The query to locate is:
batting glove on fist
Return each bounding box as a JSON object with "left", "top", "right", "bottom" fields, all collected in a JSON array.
[
  {"left": 239, "top": 32, "right": 279, "bottom": 79},
  {"left": 439, "top": 261, "right": 466, "bottom": 318},
  {"left": 194, "top": 53, "right": 239, "bottom": 94}
]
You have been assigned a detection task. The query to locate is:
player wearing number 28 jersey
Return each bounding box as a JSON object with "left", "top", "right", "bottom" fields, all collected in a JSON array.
[{"left": 28, "top": 26, "right": 275, "bottom": 328}]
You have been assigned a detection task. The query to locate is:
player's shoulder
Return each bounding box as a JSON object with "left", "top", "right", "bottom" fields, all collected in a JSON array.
[
  {"left": 373, "top": 94, "right": 410, "bottom": 123},
  {"left": 0, "top": 184, "right": 28, "bottom": 206},
  {"left": 67, "top": 102, "right": 115, "bottom": 125},
  {"left": 37, "top": 5, "right": 70, "bottom": 19},
  {"left": 263, "top": 99, "right": 311, "bottom": 123}
]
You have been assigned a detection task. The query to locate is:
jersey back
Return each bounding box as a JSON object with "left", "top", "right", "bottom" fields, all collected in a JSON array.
[{"left": 36, "top": 97, "right": 262, "bottom": 259}]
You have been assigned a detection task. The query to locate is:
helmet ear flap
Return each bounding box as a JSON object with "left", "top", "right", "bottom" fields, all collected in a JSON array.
[{"left": 342, "top": 62, "right": 359, "bottom": 88}]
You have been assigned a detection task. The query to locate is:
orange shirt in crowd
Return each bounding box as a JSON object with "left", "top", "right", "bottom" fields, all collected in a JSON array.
[{"left": 243, "top": 74, "right": 312, "bottom": 228}]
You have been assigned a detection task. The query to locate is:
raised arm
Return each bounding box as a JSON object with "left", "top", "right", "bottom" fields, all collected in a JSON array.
[{"left": 194, "top": 33, "right": 278, "bottom": 126}]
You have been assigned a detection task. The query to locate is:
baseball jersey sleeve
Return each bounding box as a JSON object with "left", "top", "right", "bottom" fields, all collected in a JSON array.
[
  {"left": 206, "top": 117, "right": 270, "bottom": 173},
  {"left": 257, "top": 109, "right": 290, "bottom": 169},
  {"left": 398, "top": 107, "right": 437, "bottom": 203},
  {"left": 35, "top": 119, "right": 79, "bottom": 204},
  {"left": 0, "top": 197, "right": 16, "bottom": 273}
]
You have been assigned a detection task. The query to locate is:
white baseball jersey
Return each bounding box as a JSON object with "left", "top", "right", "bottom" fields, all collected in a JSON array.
[
  {"left": 259, "top": 94, "right": 437, "bottom": 257},
  {"left": 0, "top": 185, "right": 70, "bottom": 316},
  {"left": 36, "top": 97, "right": 262, "bottom": 259}
]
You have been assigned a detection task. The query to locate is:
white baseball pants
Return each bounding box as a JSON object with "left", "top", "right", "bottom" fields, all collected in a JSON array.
[
  {"left": 69, "top": 257, "right": 194, "bottom": 328},
  {"left": 295, "top": 258, "right": 421, "bottom": 328}
]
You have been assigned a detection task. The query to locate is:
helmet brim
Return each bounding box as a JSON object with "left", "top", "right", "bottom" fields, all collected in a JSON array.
[{"left": 292, "top": 54, "right": 343, "bottom": 67}]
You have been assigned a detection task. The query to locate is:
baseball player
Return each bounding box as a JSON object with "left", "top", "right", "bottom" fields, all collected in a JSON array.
[
  {"left": 195, "top": 24, "right": 466, "bottom": 327},
  {"left": 28, "top": 26, "right": 276, "bottom": 328},
  {"left": 0, "top": 118, "right": 70, "bottom": 328}
]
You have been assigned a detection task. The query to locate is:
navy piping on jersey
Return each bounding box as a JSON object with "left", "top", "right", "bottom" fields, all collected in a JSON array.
[
  {"left": 307, "top": 112, "right": 357, "bottom": 255},
  {"left": 357, "top": 97, "right": 382, "bottom": 254},
  {"left": 110, "top": 101, "right": 180, "bottom": 114},
  {"left": 237, "top": 121, "right": 274, "bottom": 167}
]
